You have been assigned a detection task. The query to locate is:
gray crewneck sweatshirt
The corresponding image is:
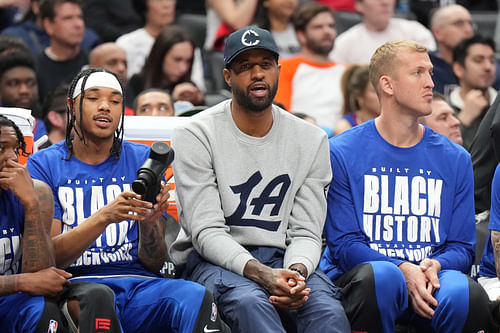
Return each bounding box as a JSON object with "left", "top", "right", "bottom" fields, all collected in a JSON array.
[{"left": 169, "top": 100, "right": 332, "bottom": 277}]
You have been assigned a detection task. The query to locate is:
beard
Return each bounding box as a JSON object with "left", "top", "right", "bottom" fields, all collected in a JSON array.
[
  {"left": 306, "top": 38, "right": 334, "bottom": 57},
  {"left": 232, "top": 80, "right": 278, "bottom": 113}
]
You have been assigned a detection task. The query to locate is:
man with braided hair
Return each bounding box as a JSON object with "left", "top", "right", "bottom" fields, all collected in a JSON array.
[
  {"left": 0, "top": 114, "right": 122, "bottom": 333},
  {"left": 27, "top": 68, "right": 230, "bottom": 333},
  {"left": 0, "top": 113, "right": 69, "bottom": 333}
]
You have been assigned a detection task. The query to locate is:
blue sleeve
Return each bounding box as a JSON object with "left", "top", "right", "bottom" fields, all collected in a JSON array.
[
  {"left": 429, "top": 152, "right": 475, "bottom": 273},
  {"left": 323, "top": 141, "right": 404, "bottom": 274},
  {"left": 26, "top": 154, "right": 62, "bottom": 221},
  {"left": 489, "top": 163, "right": 500, "bottom": 232}
]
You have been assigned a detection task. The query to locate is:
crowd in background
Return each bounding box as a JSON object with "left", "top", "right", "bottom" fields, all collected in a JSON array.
[
  {"left": 0, "top": 0, "right": 498, "bottom": 143},
  {"left": 2, "top": 0, "right": 500, "bottom": 332}
]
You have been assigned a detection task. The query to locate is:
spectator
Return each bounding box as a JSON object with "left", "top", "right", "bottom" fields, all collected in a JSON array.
[
  {"left": 320, "top": 39, "right": 500, "bottom": 332},
  {"left": 0, "top": 50, "right": 46, "bottom": 139},
  {"left": 133, "top": 88, "right": 174, "bottom": 116},
  {"left": 411, "top": 1, "right": 497, "bottom": 28},
  {"left": 125, "top": 25, "right": 204, "bottom": 108},
  {"left": 0, "top": 50, "right": 40, "bottom": 117},
  {"left": 0, "top": 34, "right": 30, "bottom": 55},
  {"left": 2, "top": 0, "right": 101, "bottom": 57},
  {"left": 330, "top": 0, "right": 436, "bottom": 64},
  {"left": 428, "top": 4, "right": 491, "bottom": 95},
  {"left": 420, "top": 92, "right": 463, "bottom": 145},
  {"left": 82, "top": 0, "right": 141, "bottom": 42},
  {"left": 448, "top": 34, "right": 497, "bottom": 151},
  {"left": 170, "top": 25, "right": 350, "bottom": 333},
  {"left": 0, "top": 0, "right": 30, "bottom": 31},
  {"left": 27, "top": 68, "right": 230, "bottom": 333},
  {"left": 88, "top": 42, "right": 134, "bottom": 115},
  {"left": 275, "top": 2, "right": 345, "bottom": 129},
  {"left": 0, "top": 114, "right": 121, "bottom": 333},
  {"left": 38, "top": 83, "right": 67, "bottom": 149},
  {"left": 253, "top": 0, "right": 301, "bottom": 58},
  {"left": 88, "top": 42, "right": 128, "bottom": 85},
  {"left": 334, "top": 64, "right": 379, "bottom": 135},
  {"left": 116, "top": 0, "right": 176, "bottom": 79},
  {"left": 36, "top": 0, "right": 88, "bottom": 102}
]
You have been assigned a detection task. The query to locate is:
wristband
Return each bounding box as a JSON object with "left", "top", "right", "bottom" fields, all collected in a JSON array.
[{"left": 289, "top": 267, "right": 305, "bottom": 278}]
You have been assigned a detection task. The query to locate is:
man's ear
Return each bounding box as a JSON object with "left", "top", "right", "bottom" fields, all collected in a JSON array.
[
  {"left": 432, "top": 26, "right": 443, "bottom": 43},
  {"left": 47, "top": 110, "right": 64, "bottom": 128},
  {"left": 452, "top": 62, "right": 464, "bottom": 79},
  {"left": 380, "top": 75, "right": 394, "bottom": 96},
  {"left": 296, "top": 30, "right": 306, "bottom": 47},
  {"left": 42, "top": 18, "right": 53, "bottom": 36},
  {"left": 354, "top": 0, "right": 364, "bottom": 15},
  {"left": 223, "top": 68, "right": 231, "bottom": 87}
]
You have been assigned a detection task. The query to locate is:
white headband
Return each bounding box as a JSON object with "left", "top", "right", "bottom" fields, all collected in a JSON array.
[{"left": 72, "top": 72, "right": 122, "bottom": 99}]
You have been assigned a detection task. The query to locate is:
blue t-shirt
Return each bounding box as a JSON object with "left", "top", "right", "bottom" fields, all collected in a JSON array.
[
  {"left": 320, "top": 120, "right": 475, "bottom": 281},
  {"left": 27, "top": 140, "right": 157, "bottom": 277},
  {"left": 343, "top": 113, "right": 357, "bottom": 127},
  {"left": 479, "top": 163, "right": 500, "bottom": 278},
  {"left": 0, "top": 189, "right": 24, "bottom": 275}
]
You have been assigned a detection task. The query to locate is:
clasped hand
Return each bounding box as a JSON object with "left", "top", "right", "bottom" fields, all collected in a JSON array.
[
  {"left": 266, "top": 268, "right": 310, "bottom": 310},
  {"left": 400, "top": 258, "right": 441, "bottom": 319}
]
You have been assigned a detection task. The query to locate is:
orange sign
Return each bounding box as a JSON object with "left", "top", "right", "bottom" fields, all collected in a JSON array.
[{"left": 123, "top": 116, "right": 190, "bottom": 222}]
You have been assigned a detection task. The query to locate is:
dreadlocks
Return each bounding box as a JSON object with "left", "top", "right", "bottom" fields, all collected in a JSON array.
[
  {"left": 64, "top": 68, "right": 125, "bottom": 161},
  {"left": 0, "top": 114, "right": 29, "bottom": 157}
]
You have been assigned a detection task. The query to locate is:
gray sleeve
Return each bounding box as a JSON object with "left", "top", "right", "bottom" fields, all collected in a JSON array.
[
  {"left": 172, "top": 125, "right": 254, "bottom": 276},
  {"left": 283, "top": 134, "right": 332, "bottom": 277}
]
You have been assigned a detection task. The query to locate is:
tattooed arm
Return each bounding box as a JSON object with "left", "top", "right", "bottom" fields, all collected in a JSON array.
[
  {"left": 0, "top": 161, "right": 71, "bottom": 297},
  {"left": 0, "top": 267, "right": 71, "bottom": 297},
  {"left": 137, "top": 183, "right": 169, "bottom": 273},
  {"left": 21, "top": 180, "right": 55, "bottom": 272},
  {"left": 492, "top": 230, "right": 500, "bottom": 279},
  {"left": 0, "top": 160, "right": 56, "bottom": 272}
]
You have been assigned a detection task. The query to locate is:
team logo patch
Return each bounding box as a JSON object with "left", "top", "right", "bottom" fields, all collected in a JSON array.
[
  {"left": 96, "top": 318, "right": 111, "bottom": 330},
  {"left": 47, "top": 320, "right": 58, "bottom": 333},
  {"left": 210, "top": 302, "right": 218, "bottom": 322},
  {"left": 241, "top": 29, "right": 260, "bottom": 47}
]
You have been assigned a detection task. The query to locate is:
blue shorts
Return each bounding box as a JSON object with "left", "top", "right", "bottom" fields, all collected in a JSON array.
[
  {"left": 0, "top": 293, "right": 44, "bottom": 333},
  {"left": 74, "top": 276, "right": 206, "bottom": 333}
]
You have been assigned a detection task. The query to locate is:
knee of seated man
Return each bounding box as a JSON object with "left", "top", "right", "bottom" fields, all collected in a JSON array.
[
  {"left": 34, "top": 298, "right": 69, "bottom": 333},
  {"left": 434, "top": 270, "right": 469, "bottom": 307},
  {"left": 232, "top": 285, "right": 272, "bottom": 309},
  {"left": 359, "top": 261, "right": 405, "bottom": 289},
  {"left": 81, "top": 283, "right": 115, "bottom": 305}
]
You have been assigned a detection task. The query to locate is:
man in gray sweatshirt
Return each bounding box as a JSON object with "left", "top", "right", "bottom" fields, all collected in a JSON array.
[{"left": 169, "top": 26, "right": 350, "bottom": 333}]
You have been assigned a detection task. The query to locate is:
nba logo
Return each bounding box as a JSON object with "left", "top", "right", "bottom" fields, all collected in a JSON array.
[
  {"left": 47, "top": 319, "right": 58, "bottom": 333},
  {"left": 210, "top": 302, "right": 217, "bottom": 322}
]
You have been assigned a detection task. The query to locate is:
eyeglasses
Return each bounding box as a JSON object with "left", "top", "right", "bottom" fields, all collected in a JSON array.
[{"left": 449, "top": 19, "right": 477, "bottom": 31}]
